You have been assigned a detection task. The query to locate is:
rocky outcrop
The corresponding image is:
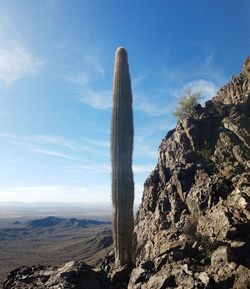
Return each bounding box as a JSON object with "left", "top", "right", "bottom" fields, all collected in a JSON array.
[
  {"left": 3, "top": 261, "right": 112, "bottom": 289},
  {"left": 129, "top": 59, "right": 250, "bottom": 289}
]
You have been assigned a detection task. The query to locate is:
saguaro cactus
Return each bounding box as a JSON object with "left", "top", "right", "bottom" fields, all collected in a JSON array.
[{"left": 111, "top": 47, "right": 134, "bottom": 267}]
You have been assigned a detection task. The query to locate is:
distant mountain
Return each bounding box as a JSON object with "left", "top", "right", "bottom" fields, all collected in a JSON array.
[
  {"left": 27, "top": 216, "right": 64, "bottom": 227},
  {"left": 13, "top": 221, "right": 21, "bottom": 225},
  {"left": 0, "top": 216, "right": 111, "bottom": 241},
  {"left": 27, "top": 216, "right": 111, "bottom": 228}
]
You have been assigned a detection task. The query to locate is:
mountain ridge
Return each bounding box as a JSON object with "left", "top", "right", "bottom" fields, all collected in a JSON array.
[
  {"left": 0, "top": 216, "right": 111, "bottom": 241},
  {"left": 27, "top": 216, "right": 111, "bottom": 228}
]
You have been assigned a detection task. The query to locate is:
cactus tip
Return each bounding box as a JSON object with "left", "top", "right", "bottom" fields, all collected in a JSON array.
[{"left": 116, "top": 47, "right": 127, "bottom": 59}]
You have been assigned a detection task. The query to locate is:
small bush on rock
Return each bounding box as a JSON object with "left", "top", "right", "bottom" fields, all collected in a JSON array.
[{"left": 173, "top": 88, "right": 201, "bottom": 121}]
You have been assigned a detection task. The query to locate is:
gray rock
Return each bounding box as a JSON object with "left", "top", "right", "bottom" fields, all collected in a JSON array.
[
  {"left": 198, "top": 272, "right": 210, "bottom": 286},
  {"left": 211, "top": 245, "right": 233, "bottom": 267},
  {"left": 132, "top": 58, "right": 250, "bottom": 289},
  {"left": 3, "top": 261, "right": 112, "bottom": 289}
]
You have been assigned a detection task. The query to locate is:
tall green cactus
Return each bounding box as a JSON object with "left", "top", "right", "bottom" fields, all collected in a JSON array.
[{"left": 111, "top": 47, "right": 134, "bottom": 267}]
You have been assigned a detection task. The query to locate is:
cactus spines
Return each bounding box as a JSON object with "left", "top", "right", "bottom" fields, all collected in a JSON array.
[{"left": 111, "top": 47, "right": 134, "bottom": 267}]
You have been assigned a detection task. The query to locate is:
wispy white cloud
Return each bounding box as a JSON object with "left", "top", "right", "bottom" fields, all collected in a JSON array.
[
  {"left": 0, "top": 44, "right": 45, "bottom": 85},
  {"left": 0, "top": 133, "right": 74, "bottom": 150},
  {"left": 191, "top": 53, "right": 227, "bottom": 89},
  {"left": 82, "top": 137, "right": 109, "bottom": 148},
  {"left": 66, "top": 50, "right": 105, "bottom": 86},
  {"left": 134, "top": 93, "right": 173, "bottom": 116},
  {"left": 0, "top": 133, "right": 109, "bottom": 158},
  {"left": 136, "top": 121, "right": 175, "bottom": 142},
  {"left": 77, "top": 88, "right": 112, "bottom": 109},
  {"left": 136, "top": 51, "right": 227, "bottom": 115},
  {"left": 67, "top": 71, "right": 90, "bottom": 86},
  {"left": 0, "top": 184, "right": 108, "bottom": 203},
  {"left": 30, "top": 148, "right": 79, "bottom": 160},
  {"left": 134, "top": 143, "right": 158, "bottom": 160},
  {"left": 133, "top": 164, "right": 155, "bottom": 174},
  {"left": 0, "top": 183, "right": 144, "bottom": 206},
  {"left": 83, "top": 54, "right": 105, "bottom": 75},
  {"left": 132, "top": 75, "right": 146, "bottom": 89},
  {"left": 0, "top": 16, "right": 46, "bottom": 85},
  {"left": 77, "top": 86, "right": 172, "bottom": 114},
  {"left": 65, "top": 47, "right": 111, "bottom": 110},
  {"left": 61, "top": 163, "right": 110, "bottom": 174},
  {"left": 182, "top": 79, "right": 218, "bottom": 103}
]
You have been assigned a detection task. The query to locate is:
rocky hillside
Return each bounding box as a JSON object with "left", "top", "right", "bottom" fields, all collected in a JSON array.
[
  {"left": 3, "top": 57, "right": 250, "bottom": 289},
  {"left": 128, "top": 58, "right": 250, "bottom": 289}
]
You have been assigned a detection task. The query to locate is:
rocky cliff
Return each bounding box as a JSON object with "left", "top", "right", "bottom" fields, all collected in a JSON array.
[
  {"left": 3, "top": 58, "right": 250, "bottom": 289},
  {"left": 128, "top": 57, "right": 250, "bottom": 289}
]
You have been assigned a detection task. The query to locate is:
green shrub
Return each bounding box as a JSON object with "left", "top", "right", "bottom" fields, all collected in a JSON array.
[{"left": 173, "top": 88, "right": 201, "bottom": 121}]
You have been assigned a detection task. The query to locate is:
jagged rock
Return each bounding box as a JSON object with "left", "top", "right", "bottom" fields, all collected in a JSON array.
[
  {"left": 3, "top": 261, "right": 112, "bottom": 289},
  {"left": 210, "top": 245, "right": 233, "bottom": 267},
  {"left": 197, "top": 272, "right": 210, "bottom": 286},
  {"left": 244, "top": 56, "right": 250, "bottom": 79},
  {"left": 110, "top": 264, "right": 133, "bottom": 283},
  {"left": 175, "top": 267, "right": 195, "bottom": 288},
  {"left": 130, "top": 59, "right": 250, "bottom": 289},
  {"left": 140, "top": 260, "right": 154, "bottom": 271},
  {"left": 140, "top": 269, "right": 176, "bottom": 289},
  {"left": 128, "top": 266, "right": 147, "bottom": 286},
  {"left": 233, "top": 265, "right": 250, "bottom": 289}
]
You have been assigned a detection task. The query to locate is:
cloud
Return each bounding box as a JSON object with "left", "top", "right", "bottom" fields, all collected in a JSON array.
[
  {"left": 30, "top": 148, "right": 79, "bottom": 160},
  {"left": 0, "top": 133, "right": 109, "bottom": 158},
  {"left": 16, "top": 133, "right": 154, "bottom": 176},
  {"left": 65, "top": 47, "right": 111, "bottom": 110},
  {"left": 82, "top": 138, "right": 109, "bottom": 148},
  {"left": 66, "top": 50, "right": 105, "bottom": 86},
  {"left": 132, "top": 75, "right": 146, "bottom": 89},
  {"left": 196, "top": 53, "right": 228, "bottom": 85},
  {"left": 136, "top": 120, "right": 175, "bottom": 141},
  {"left": 67, "top": 71, "right": 90, "bottom": 86},
  {"left": 77, "top": 87, "right": 172, "bottom": 114},
  {"left": 0, "top": 44, "right": 45, "bottom": 85},
  {"left": 0, "top": 133, "right": 74, "bottom": 149},
  {"left": 0, "top": 184, "right": 109, "bottom": 203},
  {"left": 77, "top": 88, "right": 112, "bottom": 109},
  {"left": 0, "top": 183, "right": 144, "bottom": 206},
  {"left": 181, "top": 79, "right": 218, "bottom": 103},
  {"left": 133, "top": 164, "right": 155, "bottom": 174},
  {"left": 134, "top": 94, "right": 173, "bottom": 116},
  {"left": 0, "top": 17, "right": 46, "bottom": 85},
  {"left": 134, "top": 143, "right": 158, "bottom": 160},
  {"left": 83, "top": 54, "right": 105, "bottom": 75}
]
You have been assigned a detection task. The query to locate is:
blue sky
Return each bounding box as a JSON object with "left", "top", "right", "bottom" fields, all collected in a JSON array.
[{"left": 0, "top": 0, "right": 249, "bottom": 205}]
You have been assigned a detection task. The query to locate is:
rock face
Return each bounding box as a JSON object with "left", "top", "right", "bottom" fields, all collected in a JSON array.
[
  {"left": 3, "top": 261, "right": 112, "bottom": 289},
  {"left": 3, "top": 58, "right": 250, "bottom": 289},
  {"left": 129, "top": 59, "right": 250, "bottom": 289}
]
